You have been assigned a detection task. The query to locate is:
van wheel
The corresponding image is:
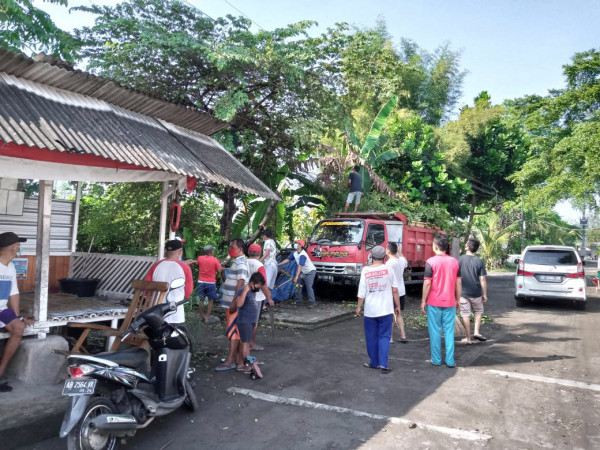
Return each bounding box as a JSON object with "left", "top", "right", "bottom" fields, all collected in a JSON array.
[
  {"left": 575, "top": 302, "right": 586, "bottom": 311},
  {"left": 515, "top": 296, "right": 527, "bottom": 307}
]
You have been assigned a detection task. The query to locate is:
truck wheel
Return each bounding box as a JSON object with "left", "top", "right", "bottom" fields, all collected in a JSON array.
[{"left": 67, "top": 397, "right": 119, "bottom": 450}]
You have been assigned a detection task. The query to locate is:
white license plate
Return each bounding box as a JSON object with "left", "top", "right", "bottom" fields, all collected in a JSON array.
[
  {"left": 539, "top": 275, "right": 561, "bottom": 282},
  {"left": 62, "top": 378, "right": 97, "bottom": 396},
  {"left": 320, "top": 275, "right": 333, "bottom": 282}
]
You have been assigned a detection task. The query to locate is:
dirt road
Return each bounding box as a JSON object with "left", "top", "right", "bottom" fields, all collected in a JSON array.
[{"left": 25, "top": 270, "right": 600, "bottom": 449}]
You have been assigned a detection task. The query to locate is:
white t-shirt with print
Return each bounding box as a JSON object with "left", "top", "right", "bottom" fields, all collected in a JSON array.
[
  {"left": 247, "top": 258, "right": 266, "bottom": 302},
  {"left": 357, "top": 264, "right": 398, "bottom": 318},
  {"left": 292, "top": 250, "right": 316, "bottom": 274},
  {"left": 0, "top": 262, "right": 18, "bottom": 311},
  {"left": 385, "top": 256, "right": 407, "bottom": 296}
]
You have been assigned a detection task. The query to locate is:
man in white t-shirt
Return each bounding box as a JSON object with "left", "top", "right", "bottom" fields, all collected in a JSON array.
[
  {"left": 144, "top": 239, "right": 194, "bottom": 325},
  {"left": 355, "top": 245, "right": 400, "bottom": 373},
  {"left": 385, "top": 242, "right": 408, "bottom": 343},
  {"left": 278, "top": 239, "right": 317, "bottom": 307},
  {"left": 0, "top": 232, "right": 33, "bottom": 392},
  {"left": 259, "top": 229, "right": 278, "bottom": 290}
]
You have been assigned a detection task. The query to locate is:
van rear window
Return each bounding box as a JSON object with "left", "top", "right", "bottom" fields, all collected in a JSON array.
[{"left": 523, "top": 250, "right": 578, "bottom": 265}]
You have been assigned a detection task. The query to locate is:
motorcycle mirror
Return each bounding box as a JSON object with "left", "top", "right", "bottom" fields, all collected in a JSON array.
[{"left": 169, "top": 278, "right": 186, "bottom": 290}]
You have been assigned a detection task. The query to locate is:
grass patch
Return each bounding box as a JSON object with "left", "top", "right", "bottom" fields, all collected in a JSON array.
[{"left": 403, "top": 310, "right": 428, "bottom": 329}]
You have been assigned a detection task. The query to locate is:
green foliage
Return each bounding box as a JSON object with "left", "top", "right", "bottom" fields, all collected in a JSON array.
[
  {"left": 440, "top": 92, "right": 529, "bottom": 204},
  {"left": 0, "top": 0, "right": 80, "bottom": 60},
  {"left": 78, "top": 182, "right": 161, "bottom": 255},
  {"left": 377, "top": 113, "right": 473, "bottom": 217},
  {"left": 508, "top": 48, "right": 600, "bottom": 208}
]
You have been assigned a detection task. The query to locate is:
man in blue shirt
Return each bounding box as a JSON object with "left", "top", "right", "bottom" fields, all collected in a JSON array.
[{"left": 344, "top": 165, "right": 363, "bottom": 213}]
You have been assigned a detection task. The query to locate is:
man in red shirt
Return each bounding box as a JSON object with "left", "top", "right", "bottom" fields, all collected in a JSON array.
[
  {"left": 193, "top": 245, "right": 223, "bottom": 323},
  {"left": 145, "top": 239, "right": 194, "bottom": 327},
  {"left": 420, "top": 234, "right": 461, "bottom": 368}
]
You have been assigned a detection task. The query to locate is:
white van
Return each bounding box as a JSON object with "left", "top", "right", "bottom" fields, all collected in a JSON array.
[{"left": 515, "top": 245, "right": 586, "bottom": 309}]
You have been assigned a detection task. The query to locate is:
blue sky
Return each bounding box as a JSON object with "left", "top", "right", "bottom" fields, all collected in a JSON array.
[{"left": 40, "top": 0, "right": 598, "bottom": 223}]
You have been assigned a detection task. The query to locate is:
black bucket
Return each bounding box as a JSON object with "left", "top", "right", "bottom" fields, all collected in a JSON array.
[{"left": 58, "top": 278, "right": 100, "bottom": 297}]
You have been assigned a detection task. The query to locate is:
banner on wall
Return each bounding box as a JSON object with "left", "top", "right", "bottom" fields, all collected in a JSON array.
[{"left": 13, "top": 258, "right": 28, "bottom": 280}]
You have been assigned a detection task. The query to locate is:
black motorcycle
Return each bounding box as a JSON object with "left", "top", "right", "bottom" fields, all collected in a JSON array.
[{"left": 59, "top": 278, "right": 198, "bottom": 450}]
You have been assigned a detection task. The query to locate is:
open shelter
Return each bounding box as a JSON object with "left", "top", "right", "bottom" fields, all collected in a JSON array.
[{"left": 0, "top": 48, "right": 278, "bottom": 342}]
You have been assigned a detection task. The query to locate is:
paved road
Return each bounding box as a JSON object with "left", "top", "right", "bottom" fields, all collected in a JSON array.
[{"left": 24, "top": 270, "right": 600, "bottom": 450}]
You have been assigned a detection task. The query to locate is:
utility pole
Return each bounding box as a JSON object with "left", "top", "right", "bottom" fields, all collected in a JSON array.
[
  {"left": 520, "top": 196, "right": 525, "bottom": 253},
  {"left": 580, "top": 209, "right": 588, "bottom": 260}
]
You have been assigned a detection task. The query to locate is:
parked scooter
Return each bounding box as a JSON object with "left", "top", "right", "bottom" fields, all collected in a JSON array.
[{"left": 59, "top": 278, "right": 198, "bottom": 450}]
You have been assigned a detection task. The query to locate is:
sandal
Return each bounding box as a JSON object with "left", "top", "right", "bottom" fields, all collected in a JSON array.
[
  {"left": 363, "top": 362, "right": 379, "bottom": 369},
  {"left": 214, "top": 363, "right": 236, "bottom": 372},
  {"left": 473, "top": 334, "right": 487, "bottom": 342},
  {"left": 461, "top": 338, "right": 473, "bottom": 345},
  {"left": 381, "top": 367, "right": 392, "bottom": 374}
]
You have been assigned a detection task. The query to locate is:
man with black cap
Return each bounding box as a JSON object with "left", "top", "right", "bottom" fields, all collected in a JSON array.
[
  {"left": 355, "top": 245, "right": 400, "bottom": 373},
  {"left": 0, "top": 232, "right": 33, "bottom": 392},
  {"left": 144, "top": 239, "right": 193, "bottom": 327}
]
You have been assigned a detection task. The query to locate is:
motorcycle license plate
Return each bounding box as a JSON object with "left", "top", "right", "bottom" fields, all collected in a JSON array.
[{"left": 62, "top": 378, "right": 97, "bottom": 396}]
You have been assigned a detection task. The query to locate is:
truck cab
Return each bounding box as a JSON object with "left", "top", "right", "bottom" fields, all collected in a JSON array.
[{"left": 306, "top": 212, "right": 438, "bottom": 286}]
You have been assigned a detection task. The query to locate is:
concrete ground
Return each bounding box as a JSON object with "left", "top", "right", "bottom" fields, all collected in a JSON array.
[{"left": 7, "top": 267, "right": 600, "bottom": 450}]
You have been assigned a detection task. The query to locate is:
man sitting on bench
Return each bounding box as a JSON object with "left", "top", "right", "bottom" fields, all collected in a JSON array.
[{"left": 0, "top": 232, "right": 33, "bottom": 392}]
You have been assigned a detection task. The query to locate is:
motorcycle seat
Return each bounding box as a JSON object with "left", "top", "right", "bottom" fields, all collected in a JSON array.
[{"left": 95, "top": 347, "right": 149, "bottom": 373}]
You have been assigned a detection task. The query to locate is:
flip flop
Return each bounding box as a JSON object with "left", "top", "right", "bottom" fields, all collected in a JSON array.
[
  {"left": 426, "top": 360, "right": 441, "bottom": 367},
  {"left": 381, "top": 367, "right": 392, "bottom": 374},
  {"left": 461, "top": 338, "right": 473, "bottom": 345},
  {"left": 0, "top": 384, "right": 12, "bottom": 393},
  {"left": 473, "top": 334, "right": 487, "bottom": 342},
  {"left": 397, "top": 339, "right": 408, "bottom": 344},
  {"left": 214, "top": 363, "right": 236, "bottom": 372},
  {"left": 251, "top": 345, "right": 265, "bottom": 351},
  {"left": 363, "top": 363, "right": 379, "bottom": 369}
]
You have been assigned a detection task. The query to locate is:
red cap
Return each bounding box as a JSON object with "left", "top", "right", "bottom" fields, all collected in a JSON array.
[
  {"left": 248, "top": 243, "right": 262, "bottom": 253},
  {"left": 295, "top": 239, "right": 306, "bottom": 247}
]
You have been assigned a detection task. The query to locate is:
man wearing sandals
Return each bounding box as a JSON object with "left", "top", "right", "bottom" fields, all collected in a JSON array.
[
  {"left": 421, "top": 234, "right": 461, "bottom": 368},
  {"left": 458, "top": 238, "right": 488, "bottom": 344},
  {"left": 193, "top": 245, "right": 223, "bottom": 323},
  {"left": 355, "top": 246, "right": 401, "bottom": 373}
]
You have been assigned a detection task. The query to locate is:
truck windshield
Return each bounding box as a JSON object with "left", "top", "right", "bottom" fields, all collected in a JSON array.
[{"left": 310, "top": 221, "right": 364, "bottom": 246}]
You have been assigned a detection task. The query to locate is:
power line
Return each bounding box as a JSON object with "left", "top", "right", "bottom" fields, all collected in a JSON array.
[{"left": 224, "top": 0, "right": 265, "bottom": 31}]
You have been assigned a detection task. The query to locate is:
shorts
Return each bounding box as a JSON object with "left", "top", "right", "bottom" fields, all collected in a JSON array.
[
  {"left": 238, "top": 322, "right": 256, "bottom": 343},
  {"left": 399, "top": 295, "right": 405, "bottom": 311},
  {"left": 346, "top": 191, "right": 362, "bottom": 204},
  {"left": 198, "top": 282, "right": 218, "bottom": 300},
  {"left": 0, "top": 308, "right": 19, "bottom": 328},
  {"left": 459, "top": 296, "right": 484, "bottom": 317},
  {"left": 225, "top": 310, "right": 239, "bottom": 340}
]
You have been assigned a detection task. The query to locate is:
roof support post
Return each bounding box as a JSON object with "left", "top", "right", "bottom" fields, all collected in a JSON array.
[
  {"left": 71, "top": 181, "right": 82, "bottom": 253},
  {"left": 34, "top": 179, "right": 52, "bottom": 338},
  {"left": 158, "top": 181, "right": 169, "bottom": 260}
]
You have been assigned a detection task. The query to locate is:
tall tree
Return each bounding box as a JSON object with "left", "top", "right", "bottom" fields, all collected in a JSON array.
[
  {"left": 509, "top": 49, "right": 600, "bottom": 210},
  {"left": 0, "top": 0, "right": 79, "bottom": 60},
  {"left": 440, "top": 92, "right": 529, "bottom": 240},
  {"left": 74, "top": 0, "right": 343, "bottom": 242}
]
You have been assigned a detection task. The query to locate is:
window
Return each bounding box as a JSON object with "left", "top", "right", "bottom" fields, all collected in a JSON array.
[
  {"left": 524, "top": 250, "right": 578, "bottom": 266},
  {"left": 365, "top": 224, "right": 385, "bottom": 249}
]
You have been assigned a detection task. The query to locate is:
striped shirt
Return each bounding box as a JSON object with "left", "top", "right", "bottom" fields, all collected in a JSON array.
[{"left": 222, "top": 256, "right": 250, "bottom": 307}]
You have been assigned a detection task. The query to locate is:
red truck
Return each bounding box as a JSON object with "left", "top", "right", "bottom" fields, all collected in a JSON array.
[{"left": 306, "top": 212, "right": 443, "bottom": 286}]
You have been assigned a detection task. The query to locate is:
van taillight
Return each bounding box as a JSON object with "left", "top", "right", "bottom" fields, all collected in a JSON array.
[
  {"left": 517, "top": 261, "right": 534, "bottom": 276},
  {"left": 566, "top": 263, "right": 585, "bottom": 278}
]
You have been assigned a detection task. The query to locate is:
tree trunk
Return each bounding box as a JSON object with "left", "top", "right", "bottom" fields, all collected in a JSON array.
[
  {"left": 464, "top": 192, "right": 477, "bottom": 245},
  {"left": 245, "top": 198, "right": 279, "bottom": 245},
  {"left": 219, "top": 186, "right": 237, "bottom": 247}
]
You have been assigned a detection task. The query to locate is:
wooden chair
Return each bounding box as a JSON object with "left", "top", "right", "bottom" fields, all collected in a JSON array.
[{"left": 66, "top": 279, "right": 169, "bottom": 354}]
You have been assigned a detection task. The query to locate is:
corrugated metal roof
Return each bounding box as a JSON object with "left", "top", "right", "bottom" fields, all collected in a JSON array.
[
  {"left": 0, "top": 73, "right": 278, "bottom": 200},
  {"left": 0, "top": 48, "right": 228, "bottom": 136}
]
